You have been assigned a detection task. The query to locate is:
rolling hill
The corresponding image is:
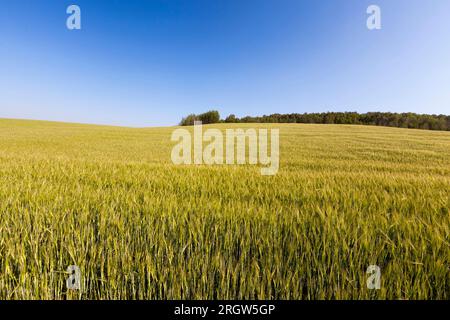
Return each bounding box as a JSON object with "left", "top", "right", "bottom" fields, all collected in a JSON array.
[{"left": 0, "top": 118, "right": 449, "bottom": 299}]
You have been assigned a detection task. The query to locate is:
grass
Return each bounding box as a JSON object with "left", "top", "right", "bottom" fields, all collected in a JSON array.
[{"left": 0, "top": 118, "right": 449, "bottom": 299}]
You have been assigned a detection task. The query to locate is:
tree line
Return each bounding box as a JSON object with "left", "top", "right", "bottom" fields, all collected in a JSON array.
[{"left": 180, "top": 111, "right": 450, "bottom": 131}]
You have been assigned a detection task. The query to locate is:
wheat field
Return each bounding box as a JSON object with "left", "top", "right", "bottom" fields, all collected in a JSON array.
[{"left": 0, "top": 118, "right": 448, "bottom": 299}]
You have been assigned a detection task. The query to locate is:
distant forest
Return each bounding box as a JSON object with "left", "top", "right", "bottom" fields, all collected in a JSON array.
[{"left": 180, "top": 111, "right": 450, "bottom": 131}]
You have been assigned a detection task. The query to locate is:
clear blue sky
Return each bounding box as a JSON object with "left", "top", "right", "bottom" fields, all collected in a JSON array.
[{"left": 1, "top": 0, "right": 449, "bottom": 126}]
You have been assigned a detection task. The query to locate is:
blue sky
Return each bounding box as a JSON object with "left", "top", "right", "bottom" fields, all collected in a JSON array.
[{"left": 1, "top": 0, "right": 449, "bottom": 126}]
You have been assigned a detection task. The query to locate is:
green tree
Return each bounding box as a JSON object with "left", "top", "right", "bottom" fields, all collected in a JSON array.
[{"left": 198, "top": 110, "right": 220, "bottom": 124}]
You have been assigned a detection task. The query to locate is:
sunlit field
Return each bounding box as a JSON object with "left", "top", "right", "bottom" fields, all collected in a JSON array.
[{"left": 0, "top": 119, "right": 448, "bottom": 299}]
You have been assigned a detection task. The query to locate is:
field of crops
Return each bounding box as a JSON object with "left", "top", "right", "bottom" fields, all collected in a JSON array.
[{"left": 0, "top": 118, "right": 448, "bottom": 299}]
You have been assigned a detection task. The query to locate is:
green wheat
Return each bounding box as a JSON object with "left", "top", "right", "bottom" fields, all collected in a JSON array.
[{"left": 0, "top": 119, "right": 448, "bottom": 299}]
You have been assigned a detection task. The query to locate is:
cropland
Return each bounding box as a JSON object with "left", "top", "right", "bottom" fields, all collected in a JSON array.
[{"left": 0, "top": 119, "right": 448, "bottom": 299}]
